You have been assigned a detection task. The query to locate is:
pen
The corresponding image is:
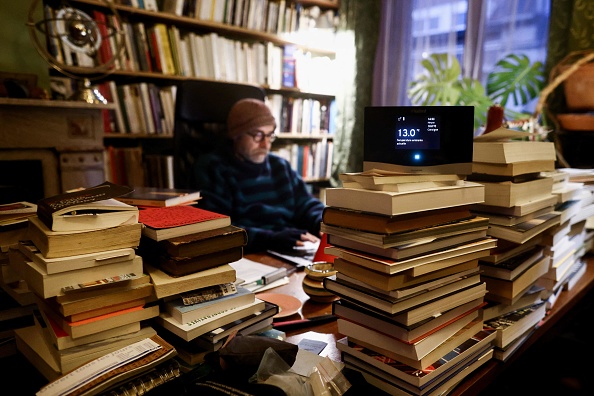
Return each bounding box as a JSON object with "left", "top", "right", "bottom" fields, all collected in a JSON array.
[{"left": 244, "top": 267, "right": 294, "bottom": 286}]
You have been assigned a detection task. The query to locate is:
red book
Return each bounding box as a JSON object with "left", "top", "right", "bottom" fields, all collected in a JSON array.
[
  {"left": 139, "top": 206, "right": 232, "bottom": 241},
  {"left": 92, "top": 10, "right": 114, "bottom": 65}
]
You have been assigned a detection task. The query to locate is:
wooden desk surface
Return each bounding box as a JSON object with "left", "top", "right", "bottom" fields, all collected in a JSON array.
[{"left": 246, "top": 252, "right": 594, "bottom": 395}]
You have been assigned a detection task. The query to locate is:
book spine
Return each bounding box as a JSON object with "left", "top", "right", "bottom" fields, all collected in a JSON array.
[{"left": 180, "top": 283, "right": 238, "bottom": 305}]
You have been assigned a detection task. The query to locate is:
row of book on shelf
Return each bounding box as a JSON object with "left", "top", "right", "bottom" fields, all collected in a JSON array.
[
  {"left": 95, "top": 77, "right": 336, "bottom": 138},
  {"left": 0, "top": 182, "right": 284, "bottom": 395},
  {"left": 317, "top": 128, "right": 594, "bottom": 394},
  {"left": 45, "top": 3, "right": 337, "bottom": 94},
  {"left": 120, "top": 0, "right": 335, "bottom": 37}
]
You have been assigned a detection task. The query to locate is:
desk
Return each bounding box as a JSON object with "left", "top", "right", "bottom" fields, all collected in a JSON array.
[{"left": 247, "top": 252, "right": 594, "bottom": 395}]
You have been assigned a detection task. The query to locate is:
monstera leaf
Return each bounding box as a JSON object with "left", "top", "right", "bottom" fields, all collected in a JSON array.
[
  {"left": 407, "top": 52, "right": 544, "bottom": 131},
  {"left": 487, "top": 54, "right": 545, "bottom": 107},
  {"left": 407, "top": 53, "right": 462, "bottom": 106}
]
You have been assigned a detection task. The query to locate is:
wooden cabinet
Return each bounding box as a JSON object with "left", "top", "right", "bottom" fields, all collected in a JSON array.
[
  {"left": 0, "top": 98, "right": 112, "bottom": 201},
  {"left": 47, "top": 0, "right": 340, "bottom": 188}
]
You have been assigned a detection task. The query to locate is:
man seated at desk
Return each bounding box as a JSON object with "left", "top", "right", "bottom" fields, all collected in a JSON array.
[{"left": 193, "top": 98, "right": 325, "bottom": 254}]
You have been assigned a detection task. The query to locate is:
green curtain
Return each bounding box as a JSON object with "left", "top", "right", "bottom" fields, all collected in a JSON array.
[
  {"left": 545, "top": 0, "right": 594, "bottom": 114},
  {"left": 330, "top": 0, "right": 381, "bottom": 185}
]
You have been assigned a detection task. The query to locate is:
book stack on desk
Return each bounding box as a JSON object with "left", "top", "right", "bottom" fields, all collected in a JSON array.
[
  {"left": 468, "top": 131, "right": 568, "bottom": 360},
  {"left": 136, "top": 205, "right": 278, "bottom": 366},
  {"left": 7, "top": 182, "right": 160, "bottom": 381},
  {"left": 323, "top": 170, "right": 497, "bottom": 394},
  {"left": 0, "top": 201, "right": 37, "bottom": 306},
  {"left": 534, "top": 169, "right": 594, "bottom": 302}
]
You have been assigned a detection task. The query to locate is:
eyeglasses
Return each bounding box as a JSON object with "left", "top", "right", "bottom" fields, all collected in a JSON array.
[{"left": 245, "top": 131, "right": 277, "bottom": 143}]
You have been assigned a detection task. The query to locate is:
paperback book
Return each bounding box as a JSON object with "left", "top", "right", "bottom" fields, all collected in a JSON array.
[
  {"left": 27, "top": 216, "right": 142, "bottom": 259},
  {"left": 324, "top": 181, "right": 485, "bottom": 216},
  {"left": 320, "top": 216, "right": 490, "bottom": 248},
  {"left": 156, "top": 298, "right": 266, "bottom": 341},
  {"left": 163, "top": 286, "right": 255, "bottom": 324},
  {"left": 326, "top": 229, "right": 488, "bottom": 261},
  {"left": 332, "top": 298, "right": 486, "bottom": 344},
  {"left": 36, "top": 181, "right": 138, "bottom": 232},
  {"left": 483, "top": 301, "right": 546, "bottom": 349}
]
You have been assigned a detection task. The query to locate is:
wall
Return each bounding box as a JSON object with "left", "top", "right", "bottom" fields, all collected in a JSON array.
[{"left": 0, "top": 1, "right": 50, "bottom": 91}]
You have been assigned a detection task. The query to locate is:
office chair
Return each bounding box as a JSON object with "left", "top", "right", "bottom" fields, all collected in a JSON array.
[{"left": 173, "top": 80, "right": 266, "bottom": 189}]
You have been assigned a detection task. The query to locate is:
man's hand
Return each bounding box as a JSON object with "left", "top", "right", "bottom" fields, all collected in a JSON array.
[{"left": 296, "top": 232, "right": 320, "bottom": 246}]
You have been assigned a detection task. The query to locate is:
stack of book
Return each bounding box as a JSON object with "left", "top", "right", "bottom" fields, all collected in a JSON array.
[
  {"left": 468, "top": 129, "right": 560, "bottom": 359},
  {"left": 535, "top": 169, "right": 594, "bottom": 304},
  {"left": 0, "top": 201, "right": 37, "bottom": 306},
  {"left": 135, "top": 205, "right": 277, "bottom": 366},
  {"left": 323, "top": 170, "right": 497, "bottom": 394},
  {"left": 7, "top": 182, "right": 160, "bottom": 380}
]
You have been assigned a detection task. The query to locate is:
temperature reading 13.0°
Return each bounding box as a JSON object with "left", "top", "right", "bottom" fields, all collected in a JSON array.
[{"left": 397, "top": 128, "right": 419, "bottom": 137}]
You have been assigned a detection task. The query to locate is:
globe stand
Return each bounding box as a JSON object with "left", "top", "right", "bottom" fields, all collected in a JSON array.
[{"left": 69, "top": 78, "right": 107, "bottom": 104}]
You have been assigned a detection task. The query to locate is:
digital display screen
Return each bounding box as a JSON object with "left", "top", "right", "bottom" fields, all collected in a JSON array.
[
  {"left": 363, "top": 106, "right": 474, "bottom": 174},
  {"left": 394, "top": 115, "right": 440, "bottom": 150}
]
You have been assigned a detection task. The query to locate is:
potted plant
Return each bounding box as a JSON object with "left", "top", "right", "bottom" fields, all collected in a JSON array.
[{"left": 407, "top": 53, "right": 545, "bottom": 133}]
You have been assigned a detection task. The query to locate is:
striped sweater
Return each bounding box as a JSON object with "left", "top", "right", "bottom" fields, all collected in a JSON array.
[{"left": 193, "top": 150, "right": 325, "bottom": 253}]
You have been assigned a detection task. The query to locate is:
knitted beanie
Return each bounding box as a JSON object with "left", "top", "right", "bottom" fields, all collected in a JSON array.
[{"left": 227, "top": 98, "right": 276, "bottom": 139}]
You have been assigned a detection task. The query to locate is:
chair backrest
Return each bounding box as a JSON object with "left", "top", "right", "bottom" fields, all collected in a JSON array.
[{"left": 173, "top": 80, "right": 266, "bottom": 189}]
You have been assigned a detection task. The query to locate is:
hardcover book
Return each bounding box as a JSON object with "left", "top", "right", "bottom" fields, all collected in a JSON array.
[
  {"left": 321, "top": 216, "right": 489, "bottom": 248},
  {"left": 324, "top": 181, "right": 485, "bottom": 216},
  {"left": 116, "top": 186, "right": 202, "bottom": 207},
  {"left": 27, "top": 216, "right": 142, "bottom": 259},
  {"left": 139, "top": 205, "right": 231, "bottom": 241},
  {"left": 156, "top": 246, "right": 244, "bottom": 277},
  {"left": 36, "top": 181, "right": 138, "bottom": 232},
  {"left": 151, "top": 225, "right": 248, "bottom": 258},
  {"left": 321, "top": 205, "right": 474, "bottom": 235}
]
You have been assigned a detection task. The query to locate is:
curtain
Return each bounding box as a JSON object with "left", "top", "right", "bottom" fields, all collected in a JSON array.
[
  {"left": 330, "top": 0, "right": 381, "bottom": 183},
  {"left": 544, "top": 0, "right": 594, "bottom": 115}
]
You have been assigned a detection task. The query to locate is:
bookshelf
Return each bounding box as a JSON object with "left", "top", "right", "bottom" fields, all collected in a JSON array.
[{"left": 45, "top": 0, "right": 340, "bottom": 188}]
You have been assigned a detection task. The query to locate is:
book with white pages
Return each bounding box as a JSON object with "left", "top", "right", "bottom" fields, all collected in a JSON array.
[
  {"left": 326, "top": 229, "right": 488, "bottom": 261},
  {"left": 17, "top": 240, "right": 136, "bottom": 275},
  {"left": 335, "top": 266, "right": 481, "bottom": 299}
]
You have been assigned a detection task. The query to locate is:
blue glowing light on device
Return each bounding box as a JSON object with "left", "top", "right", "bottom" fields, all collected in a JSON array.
[{"left": 413, "top": 153, "right": 421, "bottom": 161}]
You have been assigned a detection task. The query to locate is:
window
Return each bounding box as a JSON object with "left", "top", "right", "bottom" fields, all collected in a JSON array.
[{"left": 374, "top": 0, "right": 551, "bottom": 114}]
